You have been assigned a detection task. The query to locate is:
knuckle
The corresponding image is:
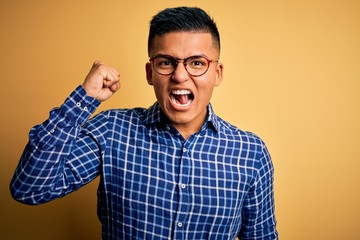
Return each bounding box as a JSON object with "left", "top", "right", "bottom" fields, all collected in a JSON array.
[
  {"left": 97, "top": 64, "right": 106, "bottom": 72},
  {"left": 93, "top": 61, "right": 106, "bottom": 72}
]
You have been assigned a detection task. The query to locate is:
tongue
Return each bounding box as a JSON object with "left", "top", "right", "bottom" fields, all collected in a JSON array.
[{"left": 174, "top": 94, "right": 189, "bottom": 104}]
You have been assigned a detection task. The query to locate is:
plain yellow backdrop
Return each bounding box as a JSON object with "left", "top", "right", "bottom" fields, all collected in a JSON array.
[{"left": 1, "top": 0, "right": 359, "bottom": 239}]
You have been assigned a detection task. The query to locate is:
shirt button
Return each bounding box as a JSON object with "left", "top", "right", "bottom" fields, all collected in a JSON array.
[
  {"left": 166, "top": 126, "right": 170, "bottom": 131},
  {"left": 183, "top": 148, "right": 187, "bottom": 152},
  {"left": 50, "top": 129, "right": 55, "bottom": 133},
  {"left": 177, "top": 222, "right": 183, "bottom": 228},
  {"left": 181, "top": 184, "right": 186, "bottom": 189},
  {"left": 76, "top": 102, "right": 81, "bottom": 107},
  {"left": 84, "top": 106, "right": 88, "bottom": 111}
]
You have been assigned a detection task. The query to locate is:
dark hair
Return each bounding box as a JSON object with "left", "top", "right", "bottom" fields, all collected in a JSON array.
[{"left": 148, "top": 6, "right": 220, "bottom": 53}]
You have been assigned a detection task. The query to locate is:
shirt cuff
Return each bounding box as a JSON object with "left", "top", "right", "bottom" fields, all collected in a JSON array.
[{"left": 61, "top": 85, "right": 101, "bottom": 125}]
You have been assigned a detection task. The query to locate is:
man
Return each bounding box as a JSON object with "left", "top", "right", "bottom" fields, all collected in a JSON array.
[{"left": 11, "top": 6, "right": 278, "bottom": 239}]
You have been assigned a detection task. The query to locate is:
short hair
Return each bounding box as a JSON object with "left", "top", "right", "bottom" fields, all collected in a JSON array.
[{"left": 148, "top": 6, "right": 220, "bottom": 54}]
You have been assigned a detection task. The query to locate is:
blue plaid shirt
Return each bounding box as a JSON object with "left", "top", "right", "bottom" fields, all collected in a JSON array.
[{"left": 11, "top": 86, "right": 278, "bottom": 239}]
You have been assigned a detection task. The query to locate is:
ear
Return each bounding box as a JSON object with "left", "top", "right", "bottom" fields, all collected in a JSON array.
[
  {"left": 145, "top": 62, "right": 153, "bottom": 85},
  {"left": 214, "top": 62, "right": 224, "bottom": 86}
]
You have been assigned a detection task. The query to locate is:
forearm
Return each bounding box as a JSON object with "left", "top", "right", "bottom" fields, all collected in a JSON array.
[{"left": 10, "top": 86, "right": 102, "bottom": 205}]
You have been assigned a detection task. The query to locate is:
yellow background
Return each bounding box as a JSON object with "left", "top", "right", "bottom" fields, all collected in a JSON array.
[{"left": 1, "top": 0, "right": 359, "bottom": 239}]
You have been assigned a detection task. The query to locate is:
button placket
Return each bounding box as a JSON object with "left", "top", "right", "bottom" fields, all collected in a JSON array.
[{"left": 174, "top": 141, "right": 192, "bottom": 234}]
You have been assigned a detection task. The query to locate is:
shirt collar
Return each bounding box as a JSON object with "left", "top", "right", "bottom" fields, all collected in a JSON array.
[{"left": 143, "top": 102, "right": 220, "bottom": 133}]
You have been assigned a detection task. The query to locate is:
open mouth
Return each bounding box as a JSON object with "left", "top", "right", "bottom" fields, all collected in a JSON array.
[{"left": 170, "top": 89, "right": 194, "bottom": 107}]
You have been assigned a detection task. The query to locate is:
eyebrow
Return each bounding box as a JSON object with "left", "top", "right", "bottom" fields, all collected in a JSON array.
[{"left": 151, "top": 54, "right": 210, "bottom": 60}]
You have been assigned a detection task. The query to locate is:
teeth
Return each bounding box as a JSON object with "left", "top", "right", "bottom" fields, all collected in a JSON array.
[
  {"left": 170, "top": 89, "right": 193, "bottom": 107},
  {"left": 171, "top": 89, "right": 191, "bottom": 95}
]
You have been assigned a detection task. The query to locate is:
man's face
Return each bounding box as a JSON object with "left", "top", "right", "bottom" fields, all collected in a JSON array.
[{"left": 146, "top": 31, "right": 223, "bottom": 134}]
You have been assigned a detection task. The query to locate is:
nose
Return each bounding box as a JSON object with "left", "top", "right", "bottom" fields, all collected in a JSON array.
[{"left": 171, "top": 62, "right": 189, "bottom": 83}]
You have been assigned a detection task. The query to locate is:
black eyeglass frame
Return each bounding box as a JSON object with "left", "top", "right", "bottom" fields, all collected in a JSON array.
[{"left": 149, "top": 54, "right": 219, "bottom": 77}]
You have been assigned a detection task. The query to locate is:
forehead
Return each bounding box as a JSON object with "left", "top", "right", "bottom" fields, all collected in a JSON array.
[{"left": 149, "top": 31, "right": 219, "bottom": 58}]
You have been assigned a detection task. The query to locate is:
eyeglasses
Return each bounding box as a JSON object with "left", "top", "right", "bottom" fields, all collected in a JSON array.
[{"left": 149, "top": 54, "right": 219, "bottom": 77}]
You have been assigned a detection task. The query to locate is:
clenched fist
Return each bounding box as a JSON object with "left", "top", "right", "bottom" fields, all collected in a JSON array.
[{"left": 82, "top": 61, "right": 121, "bottom": 102}]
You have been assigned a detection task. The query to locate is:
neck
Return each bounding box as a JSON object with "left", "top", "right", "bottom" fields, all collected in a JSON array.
[
  {"left": 172, "top": 124, "right": 199, "bottom": 140},
  {"left": 171, "top": 113, "right": 208, "bottom": 140}
]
